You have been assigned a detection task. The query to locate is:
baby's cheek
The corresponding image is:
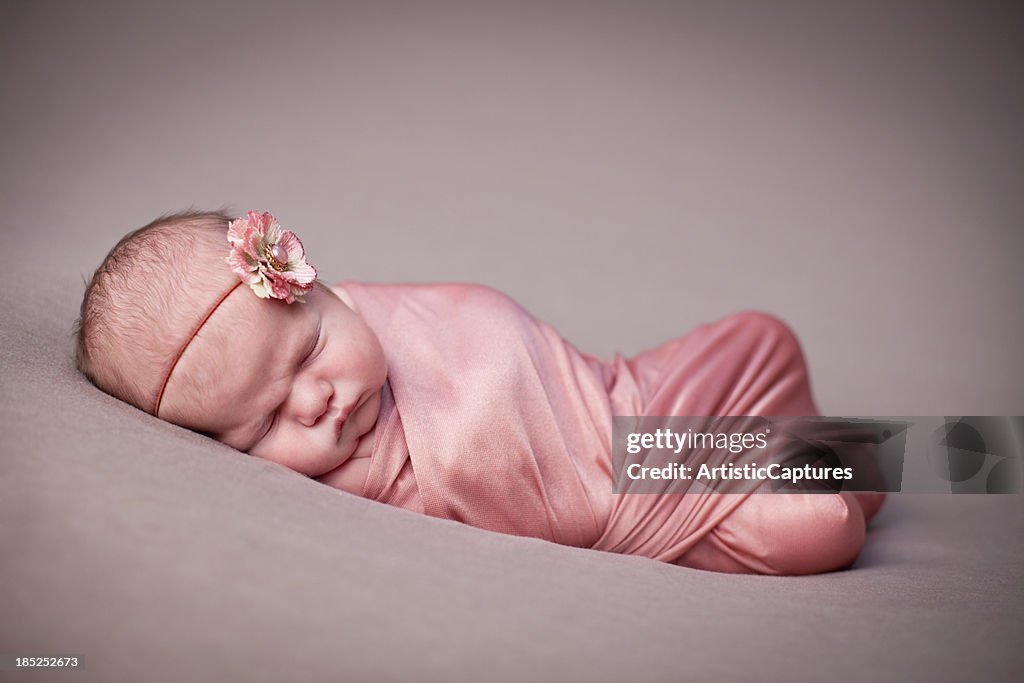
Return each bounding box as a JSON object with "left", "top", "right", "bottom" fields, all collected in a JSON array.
[
  {"left": 365, "top": 386, "right": 384, "bottom": 419},
  {"left": 342, "top": 331, "right": 386, "bottom": 376},
  {"left": 365, "top": 334, "right": 388, "bottom": 381}
]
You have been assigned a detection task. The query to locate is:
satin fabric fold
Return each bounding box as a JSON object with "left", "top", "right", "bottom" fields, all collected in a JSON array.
[{"left": 327, "top": 281, "right": 834, "bottom": 566}]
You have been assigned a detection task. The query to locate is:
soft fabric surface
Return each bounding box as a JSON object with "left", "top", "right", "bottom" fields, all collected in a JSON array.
[
  {"left": 2, "top": 272, "right": 1022, "bottom": 682},
  {"left": 3, "top": 1, "right": 1022, "bottom": 680}
]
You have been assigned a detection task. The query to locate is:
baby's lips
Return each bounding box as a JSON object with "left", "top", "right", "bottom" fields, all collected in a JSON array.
[{"left": 333, "top": 399, "right": 357, "bottom": 441}]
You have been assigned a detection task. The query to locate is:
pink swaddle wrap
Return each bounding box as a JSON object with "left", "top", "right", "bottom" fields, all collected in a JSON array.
[{"left": 323, "top": 281, "right": 867, "bottom": 574}]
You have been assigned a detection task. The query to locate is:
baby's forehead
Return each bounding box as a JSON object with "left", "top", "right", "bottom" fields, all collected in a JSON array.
[
  {"left": 159, "top": 290, "right": 311, "bottom": 432},
  {"left": 186, "top": 286, "right": 305, "bottom": 364},
  {"left": 164, "top": 286, "right": 318, "bottom": 412}
]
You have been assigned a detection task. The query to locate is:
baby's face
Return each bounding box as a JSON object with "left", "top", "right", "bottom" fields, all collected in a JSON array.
[{"left": 159, "top": 283, "right": 387, "bottom": 477}]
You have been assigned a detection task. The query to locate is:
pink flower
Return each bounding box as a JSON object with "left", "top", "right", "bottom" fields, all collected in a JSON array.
[{"left": 226, "top": 210, "right": 317, "bottom": 304}]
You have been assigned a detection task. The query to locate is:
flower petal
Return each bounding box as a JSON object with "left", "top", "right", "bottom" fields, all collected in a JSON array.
[
  {"left": 288, "top": 261, "right": 317, "bottom": 284},
  {"left": 226, "top": 210, "right": 318, "bottom": 303}
]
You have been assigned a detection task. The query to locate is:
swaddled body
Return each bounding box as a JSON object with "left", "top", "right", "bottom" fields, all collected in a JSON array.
[
  {"left": 321, "top": 281, "right": 876, "bottom": 574},
  {"left": 75, "top": 210, "right": 879, "bottom": 576}
]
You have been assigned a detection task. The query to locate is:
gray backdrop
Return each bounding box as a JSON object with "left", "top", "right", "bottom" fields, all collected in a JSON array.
[
  {"left": 2, "top": 2, "right": 1022, "bottom": 682},
  {"left": 3, "top": 0, "right": 1021, "bottom": 414}
]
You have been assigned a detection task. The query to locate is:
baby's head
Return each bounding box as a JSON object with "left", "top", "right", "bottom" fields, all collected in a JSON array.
[{"left": 75, "top": 209, "right": 388, "bottom": 476}]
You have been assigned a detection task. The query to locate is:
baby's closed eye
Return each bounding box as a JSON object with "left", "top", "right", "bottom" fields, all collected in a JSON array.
[
  {"left": 301, "top": 322, "right": 323, "bottom": 368},
  {"left": 259, "top": 409, "right": 280, "bottom": 444}
]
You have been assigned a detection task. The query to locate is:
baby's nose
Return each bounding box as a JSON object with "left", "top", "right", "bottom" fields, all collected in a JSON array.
[{"left": 292, "top": 379, "right": 334, "bottom": 427}]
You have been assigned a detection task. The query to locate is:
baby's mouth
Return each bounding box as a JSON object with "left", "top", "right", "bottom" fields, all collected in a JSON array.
[{"left": 332, "top": 399, "right": 358, "bottom": 442}]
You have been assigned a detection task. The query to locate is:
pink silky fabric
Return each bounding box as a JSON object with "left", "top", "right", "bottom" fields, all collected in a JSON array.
[{"left": 327, "top": 281, "right": 867, "bottom": 574}]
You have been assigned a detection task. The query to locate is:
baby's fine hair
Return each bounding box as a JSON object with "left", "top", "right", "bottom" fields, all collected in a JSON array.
[{"left": 74, "top": 207, "right": 239, "bottom": 413}]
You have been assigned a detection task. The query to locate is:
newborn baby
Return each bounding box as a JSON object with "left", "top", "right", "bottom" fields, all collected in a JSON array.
[{"left": 75, "top": 209, "right": 885, "bottom": 575}]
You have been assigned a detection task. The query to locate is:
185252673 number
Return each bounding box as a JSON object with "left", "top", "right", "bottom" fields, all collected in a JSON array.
[{"left": 15, "top": 656, "right": 81, "bottom": 668}]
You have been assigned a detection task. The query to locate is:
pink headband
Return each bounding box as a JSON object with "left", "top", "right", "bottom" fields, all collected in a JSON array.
[{"left": 152, "top": 210, "right": 317, "bottom": 417}]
